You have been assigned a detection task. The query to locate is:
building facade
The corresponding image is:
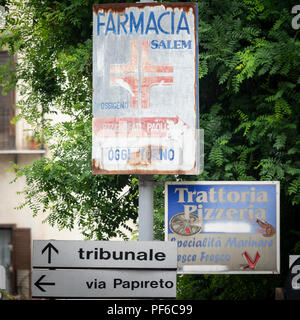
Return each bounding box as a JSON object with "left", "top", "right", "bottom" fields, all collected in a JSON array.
[{"left": 0, "top": 50, "right": 84, "bottom": 298}]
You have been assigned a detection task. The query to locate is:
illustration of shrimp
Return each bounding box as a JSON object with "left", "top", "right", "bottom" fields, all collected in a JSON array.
[{"left": 256, "top": 218, "right": 275, "bottom": 237}]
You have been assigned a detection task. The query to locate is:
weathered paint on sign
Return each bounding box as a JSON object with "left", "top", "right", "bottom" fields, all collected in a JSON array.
[
  {"left": 92, "top": 3, "right": 199, "bottom": 174},
  {"left": 165, "top": 181, "right": 280, "bottom": 274}
]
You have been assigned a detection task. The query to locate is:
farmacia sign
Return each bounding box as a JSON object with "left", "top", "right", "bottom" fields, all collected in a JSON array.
[{"left": 92, "top": 3, "right": 199, "bottom": 174}]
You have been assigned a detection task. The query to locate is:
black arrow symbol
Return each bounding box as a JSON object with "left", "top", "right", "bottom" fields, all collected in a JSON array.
[
  {"left": 34, "top": 275, "right": 55, "bottom": 292},
  {"left": 41, "top": 243, "right": 59, "bottom": 264}
]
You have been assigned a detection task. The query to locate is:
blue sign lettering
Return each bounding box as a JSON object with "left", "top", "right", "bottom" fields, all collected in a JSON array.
[
  {"left": 167, "top": 183, "right": 277, "bottom": 235},
  {"left": 107, "top": 148, "right": 175, "bottom": 162},
  {"left": 151, "top": 39, "right": 192, "bottom": 50},
  {"left": 97, "top": 11, "right": 190, "bottom": 36},
  {"left": 130, "top": 11, "right": 144, "bottom": 34}
]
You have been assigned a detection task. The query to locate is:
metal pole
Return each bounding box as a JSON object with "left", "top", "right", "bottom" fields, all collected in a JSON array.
[
  {"left": 137, "top": 0, "right": 155, "bottom": 241},
  {"left": 138, "top": 175, "right": 154, "bottom": 241}
]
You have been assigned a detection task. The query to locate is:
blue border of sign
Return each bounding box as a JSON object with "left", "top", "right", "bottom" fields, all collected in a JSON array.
[{"left": 165, "top": 181, "right": 280, "bottom": 274}]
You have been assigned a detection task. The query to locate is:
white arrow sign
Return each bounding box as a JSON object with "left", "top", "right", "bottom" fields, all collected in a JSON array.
[
  {"left": 33, "top": 240, "right": 177, "bottom": 269},
  {"left": 32, "top": 269, "right": 176, "bottom": 298}
]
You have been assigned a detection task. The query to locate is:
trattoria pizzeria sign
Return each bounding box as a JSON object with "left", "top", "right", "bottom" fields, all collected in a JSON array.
[
  {"left": 165, "top": 181, "right": 280, "bottom": 274},
  {"left": 92, "top": 3, "right": 199, "bottom": 174}
]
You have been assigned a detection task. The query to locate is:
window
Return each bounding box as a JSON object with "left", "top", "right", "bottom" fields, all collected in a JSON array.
[{"left": 0, "top": 51, "right": 15, "bottom": 149}]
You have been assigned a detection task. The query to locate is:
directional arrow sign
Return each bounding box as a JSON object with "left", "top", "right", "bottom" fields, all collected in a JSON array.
[
  {"left": 32, "top": 269, "right": 176, "bottom": 299},
  {"left": 33, "top": 240, "right": 177, "bottom": 269},
  {"left": 34, "top": 275, "right": 56, "bottom": 292},
  {"left": 41, "top": 243, "right": 59, "bottom": 264}
]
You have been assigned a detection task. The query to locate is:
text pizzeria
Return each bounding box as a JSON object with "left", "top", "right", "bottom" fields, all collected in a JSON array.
[{"left": 174, "top": 187, "right": 270, "bottom": 220}]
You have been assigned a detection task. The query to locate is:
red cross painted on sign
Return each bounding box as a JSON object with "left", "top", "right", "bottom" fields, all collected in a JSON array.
[{"left": 110, "top": 40, "right": 174, "bottom": 109}]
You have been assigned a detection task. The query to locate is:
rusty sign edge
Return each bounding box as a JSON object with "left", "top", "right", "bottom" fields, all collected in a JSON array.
[{"left": 92, "top": 3, "right": 199, "bottom": 174}]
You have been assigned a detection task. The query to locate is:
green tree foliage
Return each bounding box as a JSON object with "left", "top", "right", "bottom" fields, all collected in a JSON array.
[
  {"left": 0, "top": 0, "right": 299, "bottom": 299},
  {"left": 1, "top": 0, "right": 139, "bottom": 240},
  {"left": 167, "top": 0, "right": 300, "bottom": 300}
]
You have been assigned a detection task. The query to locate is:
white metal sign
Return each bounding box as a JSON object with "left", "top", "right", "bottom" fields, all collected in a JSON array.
[
  {"left": 165, "top": 181, "right": 280, "bottom": 274},
  {"left": 92, "top": 3, "right": 199, "bottom": 174},
  {"left": 33, "top": 240, "right": 177, "bottom": 269},
  {"left": 32, "top": 269, "right": 176, "bottom": 298}
]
